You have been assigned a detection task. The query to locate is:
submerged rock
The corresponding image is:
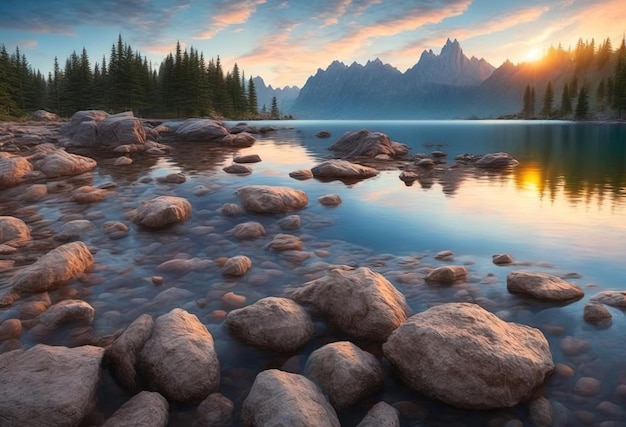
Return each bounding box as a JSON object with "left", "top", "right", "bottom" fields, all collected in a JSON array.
[
  {"left": 383, "top": 302, "right": 554, "bottom": 409},
  {"left": 242, "top": 369, "right": 340, "bottom": 427},
  {"left": 128, "top": 196, "right": 192, "bottom": 228},
  {"left": 235, "top": 185, "right": 308, "bottom": 213}
]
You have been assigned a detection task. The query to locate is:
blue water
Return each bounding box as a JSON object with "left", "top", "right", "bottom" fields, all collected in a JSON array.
[{"left": 3, "top": 119, "right": 626, "bottom": 426}]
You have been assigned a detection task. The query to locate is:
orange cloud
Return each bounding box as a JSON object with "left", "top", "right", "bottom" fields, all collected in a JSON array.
[{"left": 195, "top": 0, "right": 267, "bottom": 40}]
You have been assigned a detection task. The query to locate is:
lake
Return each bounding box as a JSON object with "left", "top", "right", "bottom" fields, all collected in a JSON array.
[{"left": 3, "top": 119, "right": 626, "bottom": 425}]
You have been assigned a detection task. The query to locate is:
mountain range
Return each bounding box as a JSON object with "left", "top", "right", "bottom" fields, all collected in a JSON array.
[{"left": 257, "top": 38, "right": 612, "bottom": 119}]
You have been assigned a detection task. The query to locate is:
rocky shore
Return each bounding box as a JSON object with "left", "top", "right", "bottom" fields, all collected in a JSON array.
[{"left": 1, "top": 110, "right": 625, "bottom": 426}]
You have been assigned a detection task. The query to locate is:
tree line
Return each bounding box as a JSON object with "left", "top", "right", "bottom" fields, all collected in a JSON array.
[
  {"left": 521, "top": 36, "right": 626, "bottom": 120},
  {"left": 0, "top": 34, "right": 282, "bottom": 120}
]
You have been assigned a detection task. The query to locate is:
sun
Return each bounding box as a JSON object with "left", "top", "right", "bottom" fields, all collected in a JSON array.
[{"left": 524, "top": 48, "right": 542, "bottom": 62}]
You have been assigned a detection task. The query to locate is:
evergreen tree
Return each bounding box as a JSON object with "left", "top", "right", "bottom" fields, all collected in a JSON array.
[
  {"left": 541, "top": 81, "right": 554, "bottom": 118},
  {"left": 612, "top": 37, "right": 626, "bottom": 117},
  {"left": 247, "top": 77, "right": 258, "bottom": 115},
  {"left": 597, "top": 79, "right": 606, "bottom": 111},
  {"left": 560, "top": 83, "right": 572, "bottom": 117},
  {"left": 530, "top": 86, "right": 536, "bottom": 117},
  {"left": 0, "top": 45, "right": 19, "bottom": 116},
  {"left": 575, "top": 84, "right": 590, "bottom": 120},
  {"left": 522, "top": 84, "right": 533, "bottom": 118},
  {"left": 270, "top": 96, "right": 279, "bottom": 119}
]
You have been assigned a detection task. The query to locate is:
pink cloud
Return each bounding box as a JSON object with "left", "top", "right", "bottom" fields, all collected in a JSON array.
[{"left": 194, "top": 0, "right": 267, "bottom": 40}]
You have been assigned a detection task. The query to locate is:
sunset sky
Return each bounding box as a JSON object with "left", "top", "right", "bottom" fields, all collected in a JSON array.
[{"left": 0, "top": 0, "right": 624, "bottom": 88}]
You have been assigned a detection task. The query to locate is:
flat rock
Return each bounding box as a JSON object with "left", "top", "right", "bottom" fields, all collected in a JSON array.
[
  {"left": 138, "top": 308, "right": 220, "bottom": 402},
  {"left": 289, "top": 169, "right": 313, "bottom": 180},
  {"left": 311, "top": 159, "right": 378, "bottom": 180},
  {"left": 102, "top": 391, "right": 168, "bottom": 427},
  {"left": 234, "top": 154, "right": 261, "bottom": 163},
  {"left": 129, "top": 196, "right": 192, "bottom": 228},
  {"left": 242, "top": 369, "right": 340, "bottom": 427},
  {"left": 476, "top": 152, "right": 519, "bottom": 168},
  {"left": 223, "top": 163, "right": 252, "bottom": 174},
  {"left": 304, "top": 341, "right": 383, "bottom": 410},
  {"left": 507, "top": 271, "right": 584, "bottom": 302},
  {"left": 225, "top": 297, "right": 314, "bottom": 352},
  {"left": 290, "top": 266, "right": 409, "bottom": 341},
  {"left": 0, "top": 344, "right": 104, "bottom": 427},
  {"left": 425, "top": 265, "right": 467, "bottom": 284},
  {"left": 9, "top": 241, "right": 94, "bottom": 294},
  {"left": 235, "top": 185, "right": 308, "bottom": 213},
  {"left": 383, "top": 302, "right": 554, "bottom": 409}
]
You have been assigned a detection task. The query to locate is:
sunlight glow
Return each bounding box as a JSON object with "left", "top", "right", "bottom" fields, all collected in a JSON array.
[{"left": 524, "top": 48, "right": 542, "bottom": 62}]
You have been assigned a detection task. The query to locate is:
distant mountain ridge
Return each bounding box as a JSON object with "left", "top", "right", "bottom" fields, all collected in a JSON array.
[
  {"left": 252, "top": 76, "right": 299, "bottom": 114},
  {"left": 290, "top": 39, "right": 507, "bottom": 119}
]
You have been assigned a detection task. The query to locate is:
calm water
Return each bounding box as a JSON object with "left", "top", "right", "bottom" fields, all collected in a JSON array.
[{"left": 2, "top": 119, "right": 626, "bottom": 426}]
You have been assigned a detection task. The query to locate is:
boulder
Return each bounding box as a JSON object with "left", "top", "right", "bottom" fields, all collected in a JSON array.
[
  {"left": 242, "top": 369, "right": 340, "bottom": 427},
  {"left": 311, "top": 159, "right": 378, "bottom": 180},
  {"left": 228, "top": 221, "right": 266, "bottom": 240},
  {"left": 475, "top": 152, "right": 519, "bottom": 169},
  {"left": 229, "top": 123, "right": 259, "bottom": 134},
  {"left": 0, "top": 344, "right": 104, "bottom": 427},
  {"left": 31, "top": 110, "right": 60, "bottom": 121},
  {"left": 0, "top": 318, "right": 22, "bottom": 341},
  {"left": 175, "top": 119, "right": 229, "bottom": 142},
  {"left": 278, "top": 215, "right": 301, "bottom": 230},
  {"left": 226, "top": 297, "right": 314, "bottom": 352},
  {"left": 222, "top": 255, "right": 252, "bottom": 276},
  {"left": 38, "top": 299, "right": 95, "bottom": 328},
  {"left": 222, "top": 132, "right": 256, "bottom": 147},
  {"left": 97, "top": 112, "right": 147, "bottom": 147},
  {"left": 138, "top": 308, "right": 220, "bottom": 402},
  {"left": 304, "top": 341, "right": 383, "bottom": 409},
  {"left": 506, "top": 271, "right": 584, "bottom": 302},
  {"left": 102, "top": 391, "right": 168, "bottom": 427},
  {"left": 194, "top": 393, "right": 234, "bottom": 427},
  {"left": 329, "top": 130, "right": 407, "bottom": 158},
  {"left": 30, "top": 145, "right": 97, "bottom": 178},
  {"left": 106, "top": 314, "right": 154, "bottom": 393},
  {"left": 23, "top": 183, "right": 48, "bottom": 201},
  {"left": 290, "top": 267, "right": 409, "bottom": 341},
  {"left": 235, "top": 185, "right": 308, "bottom": 214},
  {"left": 356, "top": 401, "right": 400, "bottom": 427},
  {"left": 0, "top": 216, "right": 31, "bottom": 244},
  {"left": 382, "top": 302, "right": 554, "bottom": 409},
  {"left": 493, "top": 253, "right": 514, "bottom": 265},
  {"left": 583, "top": 302, "right": 612, "bottom": 325},
  {"left": 0, "top": 154, "right": 33, "bottom": 188},
  {"left": 56, "top": 219, "right": 95, "bottom": 241},
  {"left": 289, "top": 169, "right": 313, "bottom": 180},
  {"left": 129, "top": 196, "right": 192, "bottom": 228},
  {"left": 266, "top": 233, "right": 303, "bottom": 251},
  {"left": 9, "top": 241, "right": 94, "bottom": 294},
  {"left": 425, "top": 265, "right": 467, "bottom": 284}
]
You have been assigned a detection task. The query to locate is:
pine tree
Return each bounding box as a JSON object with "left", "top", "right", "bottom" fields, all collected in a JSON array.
[
  {"left": 270, "top": 96, "right": 279, "bottom": 119},
  {"left": 541, "top": 81, "right": 554, "bottom": 118},
  {"left": 522, "top": 84, "right": 532, "bottom": 118},
  {"left": 560, "top": 83, "right": 572, "bottom": 117},
  {"left": 612, "top": 37, "right": 626, "bottom": 118},
  {"left": 530, "top": 86, "right": 536, "bottom": 117},
  {"left": 247, "top": 77, "right": 258, "bottom": 115},
  {"left": 575, "top": 84, "right": 590, "bottom": 120}
]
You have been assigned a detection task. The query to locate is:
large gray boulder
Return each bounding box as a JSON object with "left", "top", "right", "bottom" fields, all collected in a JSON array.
[
  {"left": 225, "top": 297, "right": 315, "bottom": 352},
  {"left": 175, "top": 119, "right": 230, "bottom": 142},
  {"left": 30, "top": 144, "right": 97, "bottom": 178},
  {"left": 383, "top": 302, "right": 554, "bottom": 409},
  {"left": 329, "top": 130, "right": 408, "bottom": 158},
  {"left": 9, "top": 241, "right": 94, "bottom": 294},
  {"left": 97, "top": 112, "right": 147, "bottom": 147},
  {"left": 105, "top": 314, "right": 154, "bottom": 392},
  {"left": 0, "top": 153, "right": 33, "bottom": 188},
  {"left": 311, "top": 159, "right": 379, "bottom": 180},
  {"left": 0, "top": 344, "right": 104, "bottom": 427},
  {"left": 304, "top": 341, "right": 383, "bottom": 410},
  {"left": 138, "top": 308, "right": 220, "bottom": 402},
  {"left": 242, "top": 369, "right": 340, "bottom": 427},
  {"left": 235, "top": 185, "right": 308, "bottom": 214},
  {"left": 0, "top": 216, "right": 31, "bottom": 244},
  {"left": 507, "top": 271, "right": 584, "bottom": 302},
  {"left": 102, "top": 391, "right": 168, "bottom": 427},
  {"left": 128, "top": 196, "right": 192, "bottom": 228},
  {"left": 290, "top": 267, "right": 409, "bottom": 341}
]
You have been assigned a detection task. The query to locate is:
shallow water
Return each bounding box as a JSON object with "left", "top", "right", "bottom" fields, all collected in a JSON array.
[{"left": 2, "top": 119, "right": 626, "bottom": 426}]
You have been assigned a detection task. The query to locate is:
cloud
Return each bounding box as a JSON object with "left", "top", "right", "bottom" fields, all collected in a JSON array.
[{"left": 194, "top": 0, "right": 267, "bottom": 39}]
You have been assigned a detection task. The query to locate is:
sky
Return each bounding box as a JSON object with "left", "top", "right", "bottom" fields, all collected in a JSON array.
[{"left": 0, "top": 0, "right": 624, "bottom": 88}]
